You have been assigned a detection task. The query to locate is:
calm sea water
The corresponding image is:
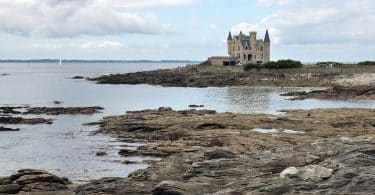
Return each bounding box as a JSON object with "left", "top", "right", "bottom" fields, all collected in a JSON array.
[{"left": 0, "top": 62, "right": 374, "bottom": 182}]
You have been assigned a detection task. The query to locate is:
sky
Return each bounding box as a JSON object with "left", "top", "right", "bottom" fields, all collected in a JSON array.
[{"left": 0, "top": 0, "right": 374, "bottom": 62}]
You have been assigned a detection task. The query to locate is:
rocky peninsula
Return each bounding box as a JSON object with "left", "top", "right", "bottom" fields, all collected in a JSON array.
[
  {"left": 89, "top": 64, "right": 375, "bottom": 100},
  {"left": 89, "top": 64, "right": 375, "bottom": 87}
]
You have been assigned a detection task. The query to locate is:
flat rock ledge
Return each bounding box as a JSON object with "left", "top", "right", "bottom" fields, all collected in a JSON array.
[
  {"left": 0, "top": 106, "right": 104, "bottom": 115},
  {"left": 282, "top": 85, "right": 375, "bottom": 100},
  {"left": 0, "top": 116, "right": 53, "bottom": 125},
  {"left": 0, "top": 169, "right": 72, "bottom": 194}
]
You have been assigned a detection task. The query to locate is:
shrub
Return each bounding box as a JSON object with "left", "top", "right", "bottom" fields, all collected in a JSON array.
[
  {"left": 243, "top": 59, "right": 303, "bottom": 71},
  {"left": 243, "top": 63, "right": 262, "bottom": 71},
  {"left": 357, "top": 61, "right": 375, "bottom": 66},
  {"left": 263, "top": 59, "right": 303, "bottom": 69}
]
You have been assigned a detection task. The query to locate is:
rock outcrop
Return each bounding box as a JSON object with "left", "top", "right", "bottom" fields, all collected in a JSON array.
[{"left": 0, "top": 169, "right": 72, "bottom": 194}]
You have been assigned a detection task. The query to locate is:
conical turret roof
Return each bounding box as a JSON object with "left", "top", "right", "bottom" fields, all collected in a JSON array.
[
  {"left": 227, "top": 31, "right": 232, "bottom": 40},
  {"left": 264, "top": 29, "right": 270, "bottom": 42}
]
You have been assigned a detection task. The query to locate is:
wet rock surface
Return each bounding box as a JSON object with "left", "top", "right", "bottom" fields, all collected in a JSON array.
[
  {"left": 0, "top": 116, "right": 53, "bottom": 125},
  {"left": 282, "top": 85, "right": 375, "bottom": 100},
  {"left": 74, "top": 107, "right": 375, "bottom": 194},
  {"left": 0, "top": 169, "right": 72, "bottom": 194},
  {"left": 0, "top": 126, "right": 20, "bottom": 131},
  {"left": 89, "top": 65, "right": 375, "bottom": 88},
  {"left": 23, "top": 106, "right": 104, "bottom": 115}
]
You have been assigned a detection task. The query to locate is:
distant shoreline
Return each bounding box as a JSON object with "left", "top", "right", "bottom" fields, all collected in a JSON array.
[{"left": 0, "top": 59, "right": 201, "bottom": 64}]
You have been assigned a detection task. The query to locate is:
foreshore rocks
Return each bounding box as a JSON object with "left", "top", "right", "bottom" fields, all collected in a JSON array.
[
  {"left": 22, "top": 106, "right": 104, "bottom": 115},
  {"left": 0, "top": 169, "right": 72, "bottom": 194},
  {"left": 1, "top": 107, "right": 374, "bottom": 194},
  {"left": 75, "top": 107, "right": 375, "bottom": 194}
]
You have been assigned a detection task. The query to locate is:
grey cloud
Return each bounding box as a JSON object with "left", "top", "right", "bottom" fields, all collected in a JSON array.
[{"left": 0, "top": 0, "right": 189, "bottom": 37}]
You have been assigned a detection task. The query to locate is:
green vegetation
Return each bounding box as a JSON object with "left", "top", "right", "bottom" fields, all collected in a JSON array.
[
  {"left": 243, "top": 63, "right": 262, "bottom": 71},
  {"left": 357, "top": 61, "right": 375, "bottom": 66},
  {"left": 243, "top": 59, "right": 303, "bottom": 71}
]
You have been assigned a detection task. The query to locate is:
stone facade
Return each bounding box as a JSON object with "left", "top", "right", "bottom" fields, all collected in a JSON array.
[
  {"left": 227, "top": 30, "right": 270, "bottom": 64},
  {"left": 208, "top": 56, "right": 237, "bottom": 66}
]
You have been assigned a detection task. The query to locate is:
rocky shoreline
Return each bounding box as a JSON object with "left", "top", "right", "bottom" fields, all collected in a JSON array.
[
  {"left": 88, "top": 65, "right": 375, "bottom": 88},
  {"left": 1, "top": 107, "right": 374, "bottom": 194},
  {"left": 0, "top": 107, "right": 375, "bottom": 194},
  {"left": 77, "top": 107, "right": 375, "bottom": 194}
]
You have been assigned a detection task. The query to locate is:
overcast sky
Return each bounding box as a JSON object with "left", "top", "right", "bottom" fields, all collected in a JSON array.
[{"left": 0, "top": 0, "right": 374, "bottom": 62}]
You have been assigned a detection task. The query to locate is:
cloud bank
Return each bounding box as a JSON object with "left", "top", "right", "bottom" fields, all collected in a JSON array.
[
  {"left": 233, "top": 0, "right": 375, "bottom": 46},
  {"left": 0, "top": 0, "right": 195, "bottom": 37}
]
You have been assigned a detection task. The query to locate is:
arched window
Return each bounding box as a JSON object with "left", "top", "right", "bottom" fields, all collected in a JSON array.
[
  {"left": 261, "top": 46, "right": 263, "bottom": 51},
  {"left": 248, "top": 54, "right": 252, "bottom": 61}
]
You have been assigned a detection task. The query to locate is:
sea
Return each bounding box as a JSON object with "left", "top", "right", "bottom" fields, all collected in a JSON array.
[{"left": 0, "top": 62, "right": 374, "bottom": 182}]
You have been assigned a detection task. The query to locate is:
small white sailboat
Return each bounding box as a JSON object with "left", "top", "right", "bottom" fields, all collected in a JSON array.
[{"left": 59, "top": 58, "right": 63, "bottom": 65}]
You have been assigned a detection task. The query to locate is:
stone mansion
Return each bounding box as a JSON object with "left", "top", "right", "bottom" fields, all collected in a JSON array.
[
  {"left": 228, "top": 30, "right": 270, "bottom": 64},
  {"left": 208, "top": 30, "right": 270, "bottom": 66}
]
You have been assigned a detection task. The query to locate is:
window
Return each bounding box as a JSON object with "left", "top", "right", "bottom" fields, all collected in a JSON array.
[
  {"left": 238, "top": 46, "right": 240, "bottom": 51},
  {"left": 261, "top": 46, "right": 263, "bottom": 51},
  {"left": 254, "top": 55, "right": 256, "bottom": 59},
  {"left": 261, "top": 54, "right": 263, "bottom": 59},
  {"left": 243, "top": 54, "right": 246, "bottom": 60},
  {"left": 248, "top": 54, "right": 252, "bottom": 61},
  {"left": 250, "top": 47, "right": 252, "bottom": 51}
]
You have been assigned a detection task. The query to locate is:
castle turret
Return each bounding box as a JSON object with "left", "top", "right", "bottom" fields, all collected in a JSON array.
[
  {"left": 250, "top": 31, "right": 257, "bottom": 49},
  {"left": 264, "top": 29, "right": 270, "bottom": 62},
  {"left": 227, "top": 31, "right": 232, "bottom": 55}
]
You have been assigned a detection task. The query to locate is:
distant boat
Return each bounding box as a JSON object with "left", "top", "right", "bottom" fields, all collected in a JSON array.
[{"left": 59, "top": 59, "right": 63, "bottom": 65}]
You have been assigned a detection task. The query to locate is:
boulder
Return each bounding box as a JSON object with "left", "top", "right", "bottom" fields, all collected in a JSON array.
[{"left": 280, "top": 165, "right": 333, "bottom": 181}]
